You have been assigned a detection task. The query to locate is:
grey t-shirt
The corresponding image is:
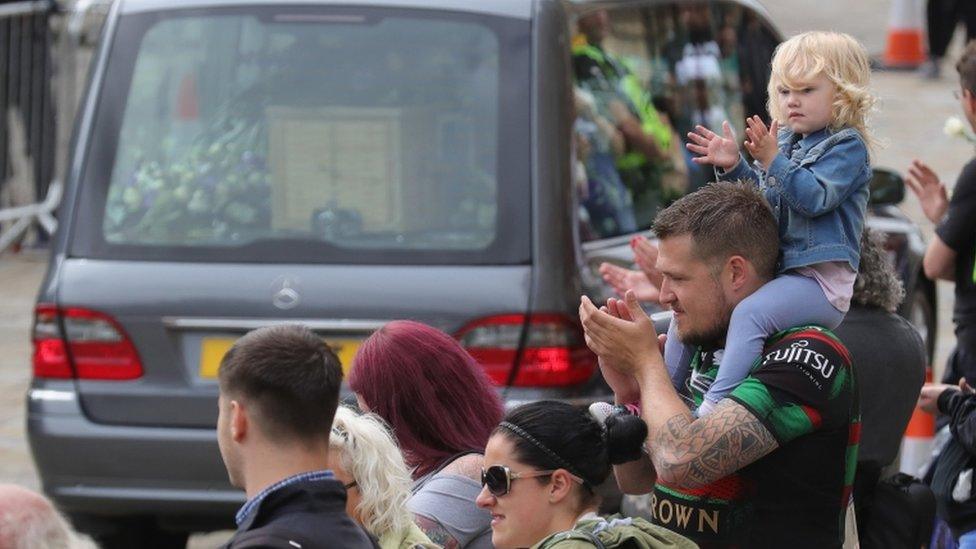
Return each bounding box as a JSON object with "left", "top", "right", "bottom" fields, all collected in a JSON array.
[{"left": 408, "top": 473, "right": 493, "bottom": 549}]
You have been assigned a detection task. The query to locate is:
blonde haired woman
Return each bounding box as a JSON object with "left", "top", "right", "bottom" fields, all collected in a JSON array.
[{"left": 329, "top": 406, "right": 439, "bottom": 549}]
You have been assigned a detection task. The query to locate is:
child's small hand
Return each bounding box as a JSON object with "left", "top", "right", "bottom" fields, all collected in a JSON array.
[
  {"left": 743, "top": 116, "right": 780, "bottom": 169},
  {"left": 686, "top": 121, "right": 740, "bottom": 171}
]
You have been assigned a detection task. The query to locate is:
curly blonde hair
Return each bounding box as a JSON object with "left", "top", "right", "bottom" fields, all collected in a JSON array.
[
  {"left": 766, "top": 31, "right": 875, "bottom": 150},
  {"left": 330, "top": 406, "right": 415, "bottom": 541}
]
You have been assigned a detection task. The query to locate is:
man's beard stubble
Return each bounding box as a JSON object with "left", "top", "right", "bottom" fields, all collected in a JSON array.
[{"left": 675, "top": 292, "right": 733, "bottom": 351}]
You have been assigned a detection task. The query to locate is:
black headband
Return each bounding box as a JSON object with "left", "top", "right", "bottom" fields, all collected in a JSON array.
[{"left": 498, "top": 421, "right": 591, "bottom": 488}]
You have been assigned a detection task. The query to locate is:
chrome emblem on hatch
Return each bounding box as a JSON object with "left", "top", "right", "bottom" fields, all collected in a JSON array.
[{"left": 271, "top": 276, "right": 301, "bottom": 310}]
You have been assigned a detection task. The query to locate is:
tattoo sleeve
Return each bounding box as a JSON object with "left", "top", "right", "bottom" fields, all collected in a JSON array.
[
  {"left": 413, "top": 514, "right": 461, "bottom": 549},
  {"left": 649, "top": 399, "right": 778, "bottom": 489}
]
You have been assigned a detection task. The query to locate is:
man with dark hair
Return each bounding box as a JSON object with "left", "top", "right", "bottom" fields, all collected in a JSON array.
[
  {"left": 581, "top": 182, "right": 859, "bottom": 548},
  {"left": 649, "top": 180, "right": 780, "bottom": 284},
  {"left": 218, "top": 325, "right": 377, "bottom": 549},
  {"left": 910, "top": 40, "right": 976, "bottom": 390},
  {"left": 612, "top": 228, "right": 927, "bottom": 546},
  {"left": 912, "top": 39, "right": 976, "bottom": 547}
]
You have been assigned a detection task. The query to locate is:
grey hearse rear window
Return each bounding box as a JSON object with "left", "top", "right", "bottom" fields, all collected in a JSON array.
[{"left": 74, "top": 7, "right": 530, "bottom": 264}]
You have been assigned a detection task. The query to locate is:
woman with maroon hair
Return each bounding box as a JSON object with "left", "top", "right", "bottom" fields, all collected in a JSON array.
[{"left": 349, "top": 320, "right": 503, "bottom": 549}]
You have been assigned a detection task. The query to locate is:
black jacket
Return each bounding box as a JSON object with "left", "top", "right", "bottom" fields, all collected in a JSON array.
[
  {"left": 837, "top": 307, "right": 926, "bottom": 468},
  {"left": 939, "top": 390, "right": 976, "bottom": 457},
  {"left": 223, "top": 478, "right": 379, "bottom": 549},
  {"left": 836, "top": 308, "right": 927, "bottom": 541},
  {"left": 935, "top": 389, "right": 976, "bottom": 536}
]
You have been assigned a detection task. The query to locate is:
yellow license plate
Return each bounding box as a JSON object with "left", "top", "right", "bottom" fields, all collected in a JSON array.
[{"left": 199, "top": 337, "right": 361, "bottom": 379}]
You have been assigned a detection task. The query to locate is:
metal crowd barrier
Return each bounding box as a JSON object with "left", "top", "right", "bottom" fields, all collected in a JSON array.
[
  {"left": 0, "top": 178, "right": 60, "bottom": 252},
  {"left": 0, "top": 0, "right": 59, "bottom": 253}
]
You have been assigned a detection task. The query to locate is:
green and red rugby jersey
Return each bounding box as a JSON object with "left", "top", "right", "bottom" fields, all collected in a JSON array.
[{"left": 649, "top": 326, "right": 860, "bottom": 549}]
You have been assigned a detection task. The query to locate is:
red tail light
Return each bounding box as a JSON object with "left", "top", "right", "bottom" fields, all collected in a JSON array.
[
  {"left": 456, "top": 314, "right": 596, "bottom": 387},
  {"left": 32, "top": 304, "right": 144, "bottom": 380}
]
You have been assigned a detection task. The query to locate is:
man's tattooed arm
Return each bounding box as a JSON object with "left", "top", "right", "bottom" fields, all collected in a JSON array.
[{"left": 647, "top": 399, "right": 778, "bottom": 489}]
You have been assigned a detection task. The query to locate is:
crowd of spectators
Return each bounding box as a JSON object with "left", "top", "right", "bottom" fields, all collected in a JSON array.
[
  {"left": 11, "top": 9, "right": 976, "bottom": 549},
  {"left": 0, "top": 185, "right": 946, "bottom": 548}
]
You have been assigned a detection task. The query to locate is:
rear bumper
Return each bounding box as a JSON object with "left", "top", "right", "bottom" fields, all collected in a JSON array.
[{"left": 26, "top": 382, "right": 240, "bottom": 526}]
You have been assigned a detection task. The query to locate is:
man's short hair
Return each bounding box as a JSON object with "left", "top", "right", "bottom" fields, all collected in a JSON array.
[
  {"left": 958, "top": 40, "right": 976, "bottom": 94},
  {"left": 652, "top": 181, "right": 779, "bottom": 279},
  {"left": 218, "top": 325, "right": 342, "bottom": 443}
]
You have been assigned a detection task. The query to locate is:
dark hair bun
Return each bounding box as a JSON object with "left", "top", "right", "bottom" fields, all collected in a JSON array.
[
  {"left": 502, "top": 401, "right": 612, "bottom": 489},
  {"left": 605, "top": 408, "right": 648, "bottom": 465}
]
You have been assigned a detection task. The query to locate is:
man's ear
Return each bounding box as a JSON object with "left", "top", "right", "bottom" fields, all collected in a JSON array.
[
  {"left": 725, "top": 255, "right": 751, "bottom": 291},
  {"left": 547, "top": 470, "right": 578, "bottom": 504},
  {"left": 230, "top": 400, "right": 248, "bottom": 443},
  {"left": 967, "top": 90, "right": 976, "bottom": 117}
]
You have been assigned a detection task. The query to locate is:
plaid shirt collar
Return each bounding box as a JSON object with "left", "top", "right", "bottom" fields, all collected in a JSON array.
[{"left": 235, "top": 470, "right": 334, "bottom": 526}]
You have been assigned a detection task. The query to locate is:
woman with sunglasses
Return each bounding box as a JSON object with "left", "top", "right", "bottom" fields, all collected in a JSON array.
[
  {"left": 328, "top": 406, "right": 439, "bottom": 549},
  {"left": 349, "top": 320, "right": 503, "bottom": 549},
  {"left": 476, "top": 401, "right": 696, "bottom": 549}
]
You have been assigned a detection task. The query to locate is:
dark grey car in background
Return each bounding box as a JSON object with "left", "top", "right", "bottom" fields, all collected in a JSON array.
[{"left": 27, "top": 0, "right": 935, "bottom": 545}]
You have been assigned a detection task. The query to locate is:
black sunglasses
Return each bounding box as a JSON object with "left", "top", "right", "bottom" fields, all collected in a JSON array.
[{"left": 480, "top": 465, "right": 582, "bottom": 497}]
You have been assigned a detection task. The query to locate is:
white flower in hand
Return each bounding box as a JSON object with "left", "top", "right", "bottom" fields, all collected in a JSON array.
[{"left": 944, "top": 116, "right": 976, "bottom": 143}]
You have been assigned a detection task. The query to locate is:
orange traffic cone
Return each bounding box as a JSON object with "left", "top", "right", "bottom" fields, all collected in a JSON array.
[
  {"left": 884, "top": 0, "right": 927, "bottom": 69},
  {"left": 900, "top": 367, "right": 936, "bottom": 476}
]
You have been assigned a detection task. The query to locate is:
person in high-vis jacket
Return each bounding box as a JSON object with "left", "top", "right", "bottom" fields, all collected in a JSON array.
[{"left": 572, "top": 10, "right": 680, "bottom": 221}]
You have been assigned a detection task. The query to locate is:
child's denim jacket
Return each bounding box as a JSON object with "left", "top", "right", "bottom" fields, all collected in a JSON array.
[{"left": 720, "top": 126, "right": 870, "bottom": 273}]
